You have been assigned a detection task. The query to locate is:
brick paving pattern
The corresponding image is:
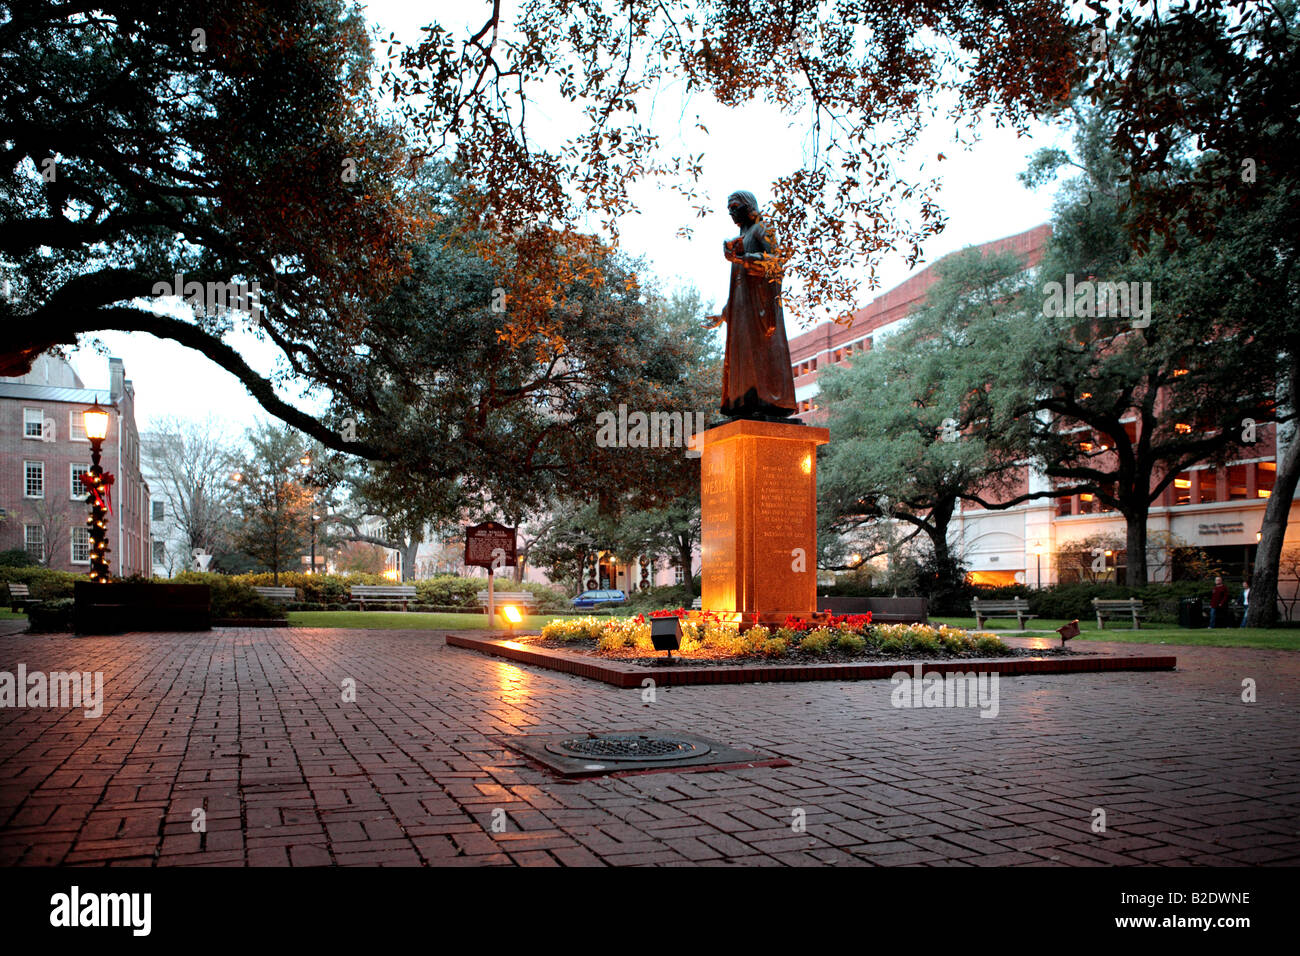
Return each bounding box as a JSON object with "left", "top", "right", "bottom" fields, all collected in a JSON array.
[{"left": 1, "top": 626, "right": 1297, "bottom": 866}]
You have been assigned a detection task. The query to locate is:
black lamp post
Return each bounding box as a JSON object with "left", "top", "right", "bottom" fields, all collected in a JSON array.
[
  {"left": 81, "top": 400, "right": 113, "bottom": 583},
  {"left": 299, "top": 454, "right": 317, "bottom": 575}
]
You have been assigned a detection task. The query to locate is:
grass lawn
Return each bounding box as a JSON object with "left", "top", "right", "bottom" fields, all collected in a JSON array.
[
  {"left": 286, "top": 610, "right": 558, "bottom": 631},
  {"left": 931, "top": 615, "right": 1300, "bottom": 650},
  {"left": 0, "top": 608, "right": 25, "bottom": 620}
]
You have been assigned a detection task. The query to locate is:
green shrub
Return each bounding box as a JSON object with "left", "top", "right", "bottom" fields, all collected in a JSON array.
[
  {"left": 973, "top": 634, "right": 1010, "bottom": 656},
  {"left": 876, "top": 636, "right": 904, "bottom": 655},
  {"left": 760, "top": 636, "right": 788, "bottom": 657},
  {"left": 0, "top": 566, "right": 81, "bottom": 599},
  {"left": 232, "top": 571, "right": 388, "bottom": 605},
  {"left": 414, "top": 575, "right": 484, "bottom": 608},
  {"left": 1030, "top": 582, "right": 1130, "bottom": 620},
  {"left": 623, "top": 583, "right": 696, "bottom": 613},
  {"left": 834, "top": 632, "right": 867, "bottom": 653},
  {"left": 173, "top": 572, "right": 282, "bottom": 619},
  {"left": 798, "top": 628, "right": 835, "bottom": 654},
  {"left": 27, "top": 598, "right": 74, "bottom": 633},
  {"left": 0, "top": 548, "right": 38, "bottom": 568},
  {"left": 517, "top": 580, "right": 568, "bottom": 611},
  {"left": 541, "top": 616, "right": 607, "bottom": 642}
]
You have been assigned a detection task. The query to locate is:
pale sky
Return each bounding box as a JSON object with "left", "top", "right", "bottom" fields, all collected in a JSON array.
[{"left": 69, "top": 2, "right": 1067, "bottom": 435}]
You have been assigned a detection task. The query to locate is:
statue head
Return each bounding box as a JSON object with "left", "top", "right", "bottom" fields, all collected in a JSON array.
[{"left": 727, "top": 190, "right": 759, "bottom": 227}]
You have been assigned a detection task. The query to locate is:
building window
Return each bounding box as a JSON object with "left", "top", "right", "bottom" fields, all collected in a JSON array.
[
  {"left": 152, "top": 499, "right": 164, "bottom": 521},
  {"left": 1195, "top": 468, "right": 1220, "bottom": 504},
  {"left": 152, "top": 539, "right": 166, "bottom": 565},
  {"left": 674, "top": 565, "right": 685, "bottom": 585},
  {"left": 1227, "top": 464, "right": 1249, "bottom": 500},
  {"left": 24, "top": 526, "right": 45, "bottom": 563},
  {"left": 1172, "top": 472, "right": 1192, "bottom": 506},
  {"left": 69, "top": 411, "right": 88, "bottom": 442},
  {"left": 24, "top": 460, "right": 44, "bottom": 498},
  {"left": 70, "top": 463, "right": 89, "bottom": 500},
  {"left": 1257, "top": 461, "right": 1276, "bottom": 499},
  {"left": 72, "top": 527, "right": 90, "bottom": 564},
  {"left": 23, "top": 407, "right": 45, "bottom": 439}
]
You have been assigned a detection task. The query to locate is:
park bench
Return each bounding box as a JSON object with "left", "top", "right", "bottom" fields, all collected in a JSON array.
[
  {"left": 691, "top": 597, "right": 702, "bottom": 610},
  {"left": 252, "top": 586, "right": 298, "bottom": 605},
  {"left": 1092, "top": 597, "right": 1145, "bottom": 630},
  {"left": 475, "top": 590, "right": 539, "bottom": 613},
  {"left": 971, "top": 597, "right": 1036, "bottom": 630},
  {"left": 350, "top": 585, "right": 417, "bottom": 610},
  {"left": 6, "top": 582, "right": 39, "bottom": 612},
  {"left": 819, "top": 596, "right": 929, "bottom": 624}
]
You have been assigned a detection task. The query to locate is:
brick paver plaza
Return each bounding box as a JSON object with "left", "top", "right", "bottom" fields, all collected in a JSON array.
[{"left": 1, "top": 626, "right": 1298, "bottom": 866}]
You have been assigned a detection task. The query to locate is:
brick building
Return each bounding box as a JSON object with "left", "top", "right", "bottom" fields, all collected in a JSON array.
[
  {"left": 790, "top": 223, "right": 1297, "bottom": 593},
  {"left": 0, "top": 354, "right": 151, "bottom": 576}
]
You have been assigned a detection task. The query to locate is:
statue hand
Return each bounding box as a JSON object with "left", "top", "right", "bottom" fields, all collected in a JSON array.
[{"left": 702, "top": 314, "right": 725, "bottom": 329}]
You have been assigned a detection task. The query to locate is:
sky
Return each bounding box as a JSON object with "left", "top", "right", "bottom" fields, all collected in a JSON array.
[{"left": 68, "top": 2, "right": 1069, "bottom": 434}]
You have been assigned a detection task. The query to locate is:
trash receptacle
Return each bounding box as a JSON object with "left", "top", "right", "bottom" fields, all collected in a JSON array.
[{"left": 1179, "top": 597, "right": 1205, "bottom": 628}]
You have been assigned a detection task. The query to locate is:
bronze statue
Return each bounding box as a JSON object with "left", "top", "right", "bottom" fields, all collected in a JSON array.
[{"left": 705, "top": 190, "right": 798, "bottom": 420}]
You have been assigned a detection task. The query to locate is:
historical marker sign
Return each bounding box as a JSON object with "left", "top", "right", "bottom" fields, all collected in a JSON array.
[{"left": 464, "top": 522, "right": 517, "bottom": 571}]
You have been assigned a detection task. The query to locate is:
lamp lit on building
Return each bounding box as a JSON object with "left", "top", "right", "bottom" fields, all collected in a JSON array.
[{"left": 81, "top": 399, "right": 114, "bottom": 583}]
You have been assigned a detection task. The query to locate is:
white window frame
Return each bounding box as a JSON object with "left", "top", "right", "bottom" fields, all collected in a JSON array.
[
  {"left": 23, "top": 407, "right": 44, "bottom": 439},
  {"left": 674, "top": 565, "right": 685, "bottom": 585},
  {"left": 24, "top": 525, "right": 45, "bottom": 563},
  {"left": 23, "top": 460, "right": 44, "bottom": 499},
  {"left": 152, "top": 498, "right": 165, "bottom": 521},
  {"left": 71, "top": 526, "right": 90, "bottom": 565},
  {"left": 70, "top": 463, "right": 90, "bottom": 500},
  {"left": 68, "top": 410, "right": 88, "bottom": 443},
  {"left": 152, "top": 539, "right": 166, "bottom": 566}
]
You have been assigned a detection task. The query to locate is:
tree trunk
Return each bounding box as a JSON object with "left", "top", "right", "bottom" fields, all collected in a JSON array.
[
  {"left": 401, "top": 539, "right": 419, "bottom": 581},
  {"left": 1123, "top": 504, "right": 1149, "bottom": 587},
  {"left": 1247, "top": 392, "right": 1300, "bottom": 625},
  {"left": 927, "top": 498, "right": 956, "bottom": 584},
  {"left": 678, "top": 537, "right": 695, "bottom": 599}
]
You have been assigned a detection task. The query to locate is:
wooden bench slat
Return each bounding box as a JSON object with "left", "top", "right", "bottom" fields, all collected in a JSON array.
[
  {"left": 970, "top": 597, "right": 1036, "bottom": 630},
  {"left": 350, "top": 585, "right": 417, "bottom": 611},
  {"left": 474, "top": 591, "right": 539, "bottom": 618},
  {"left": 252, "top": 586, "right": 298, "bottom": 604},
  {"left": 6, "top": 583, "right": 40, "bottom": 610},
  {"left": 1092, "top": 597, "right": 1145, "bottom": 630}
]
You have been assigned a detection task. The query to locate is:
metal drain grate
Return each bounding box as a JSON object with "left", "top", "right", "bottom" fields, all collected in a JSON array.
[{"left": 546, "top": 733, "right": 711, "bottom": 762}]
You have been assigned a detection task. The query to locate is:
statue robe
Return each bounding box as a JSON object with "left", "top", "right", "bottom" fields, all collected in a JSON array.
[{"left": 719, "top": 219, "right": 797, "bottom": 418}]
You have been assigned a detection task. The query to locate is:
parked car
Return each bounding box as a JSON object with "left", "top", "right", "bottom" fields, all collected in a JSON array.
[{"left": 571, "top": 588, "right": 627, "bottom": 609}]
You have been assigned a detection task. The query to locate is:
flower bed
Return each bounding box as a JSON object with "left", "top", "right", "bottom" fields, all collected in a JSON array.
[{"left": 537, "top": 613, "right": 1013, "bottom": 663}]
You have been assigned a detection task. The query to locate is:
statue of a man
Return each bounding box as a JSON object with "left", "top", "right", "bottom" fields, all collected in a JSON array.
[{"left": 705, "top": 190, "right": 798, "bottom": 420}]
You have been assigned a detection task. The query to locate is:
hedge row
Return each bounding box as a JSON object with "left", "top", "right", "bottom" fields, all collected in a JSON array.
[{"left": 1, "top": 568, "right": 572, "bottom": 611}]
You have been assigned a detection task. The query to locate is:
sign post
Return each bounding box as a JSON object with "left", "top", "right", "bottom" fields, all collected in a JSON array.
[{"left": 464, "top": 522, "right": 517, "bottom": 628}]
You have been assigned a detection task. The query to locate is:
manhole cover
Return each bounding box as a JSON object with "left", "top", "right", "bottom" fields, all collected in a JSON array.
[{"left": 546, "top": 733, "right": 711, "bottom": 762}]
